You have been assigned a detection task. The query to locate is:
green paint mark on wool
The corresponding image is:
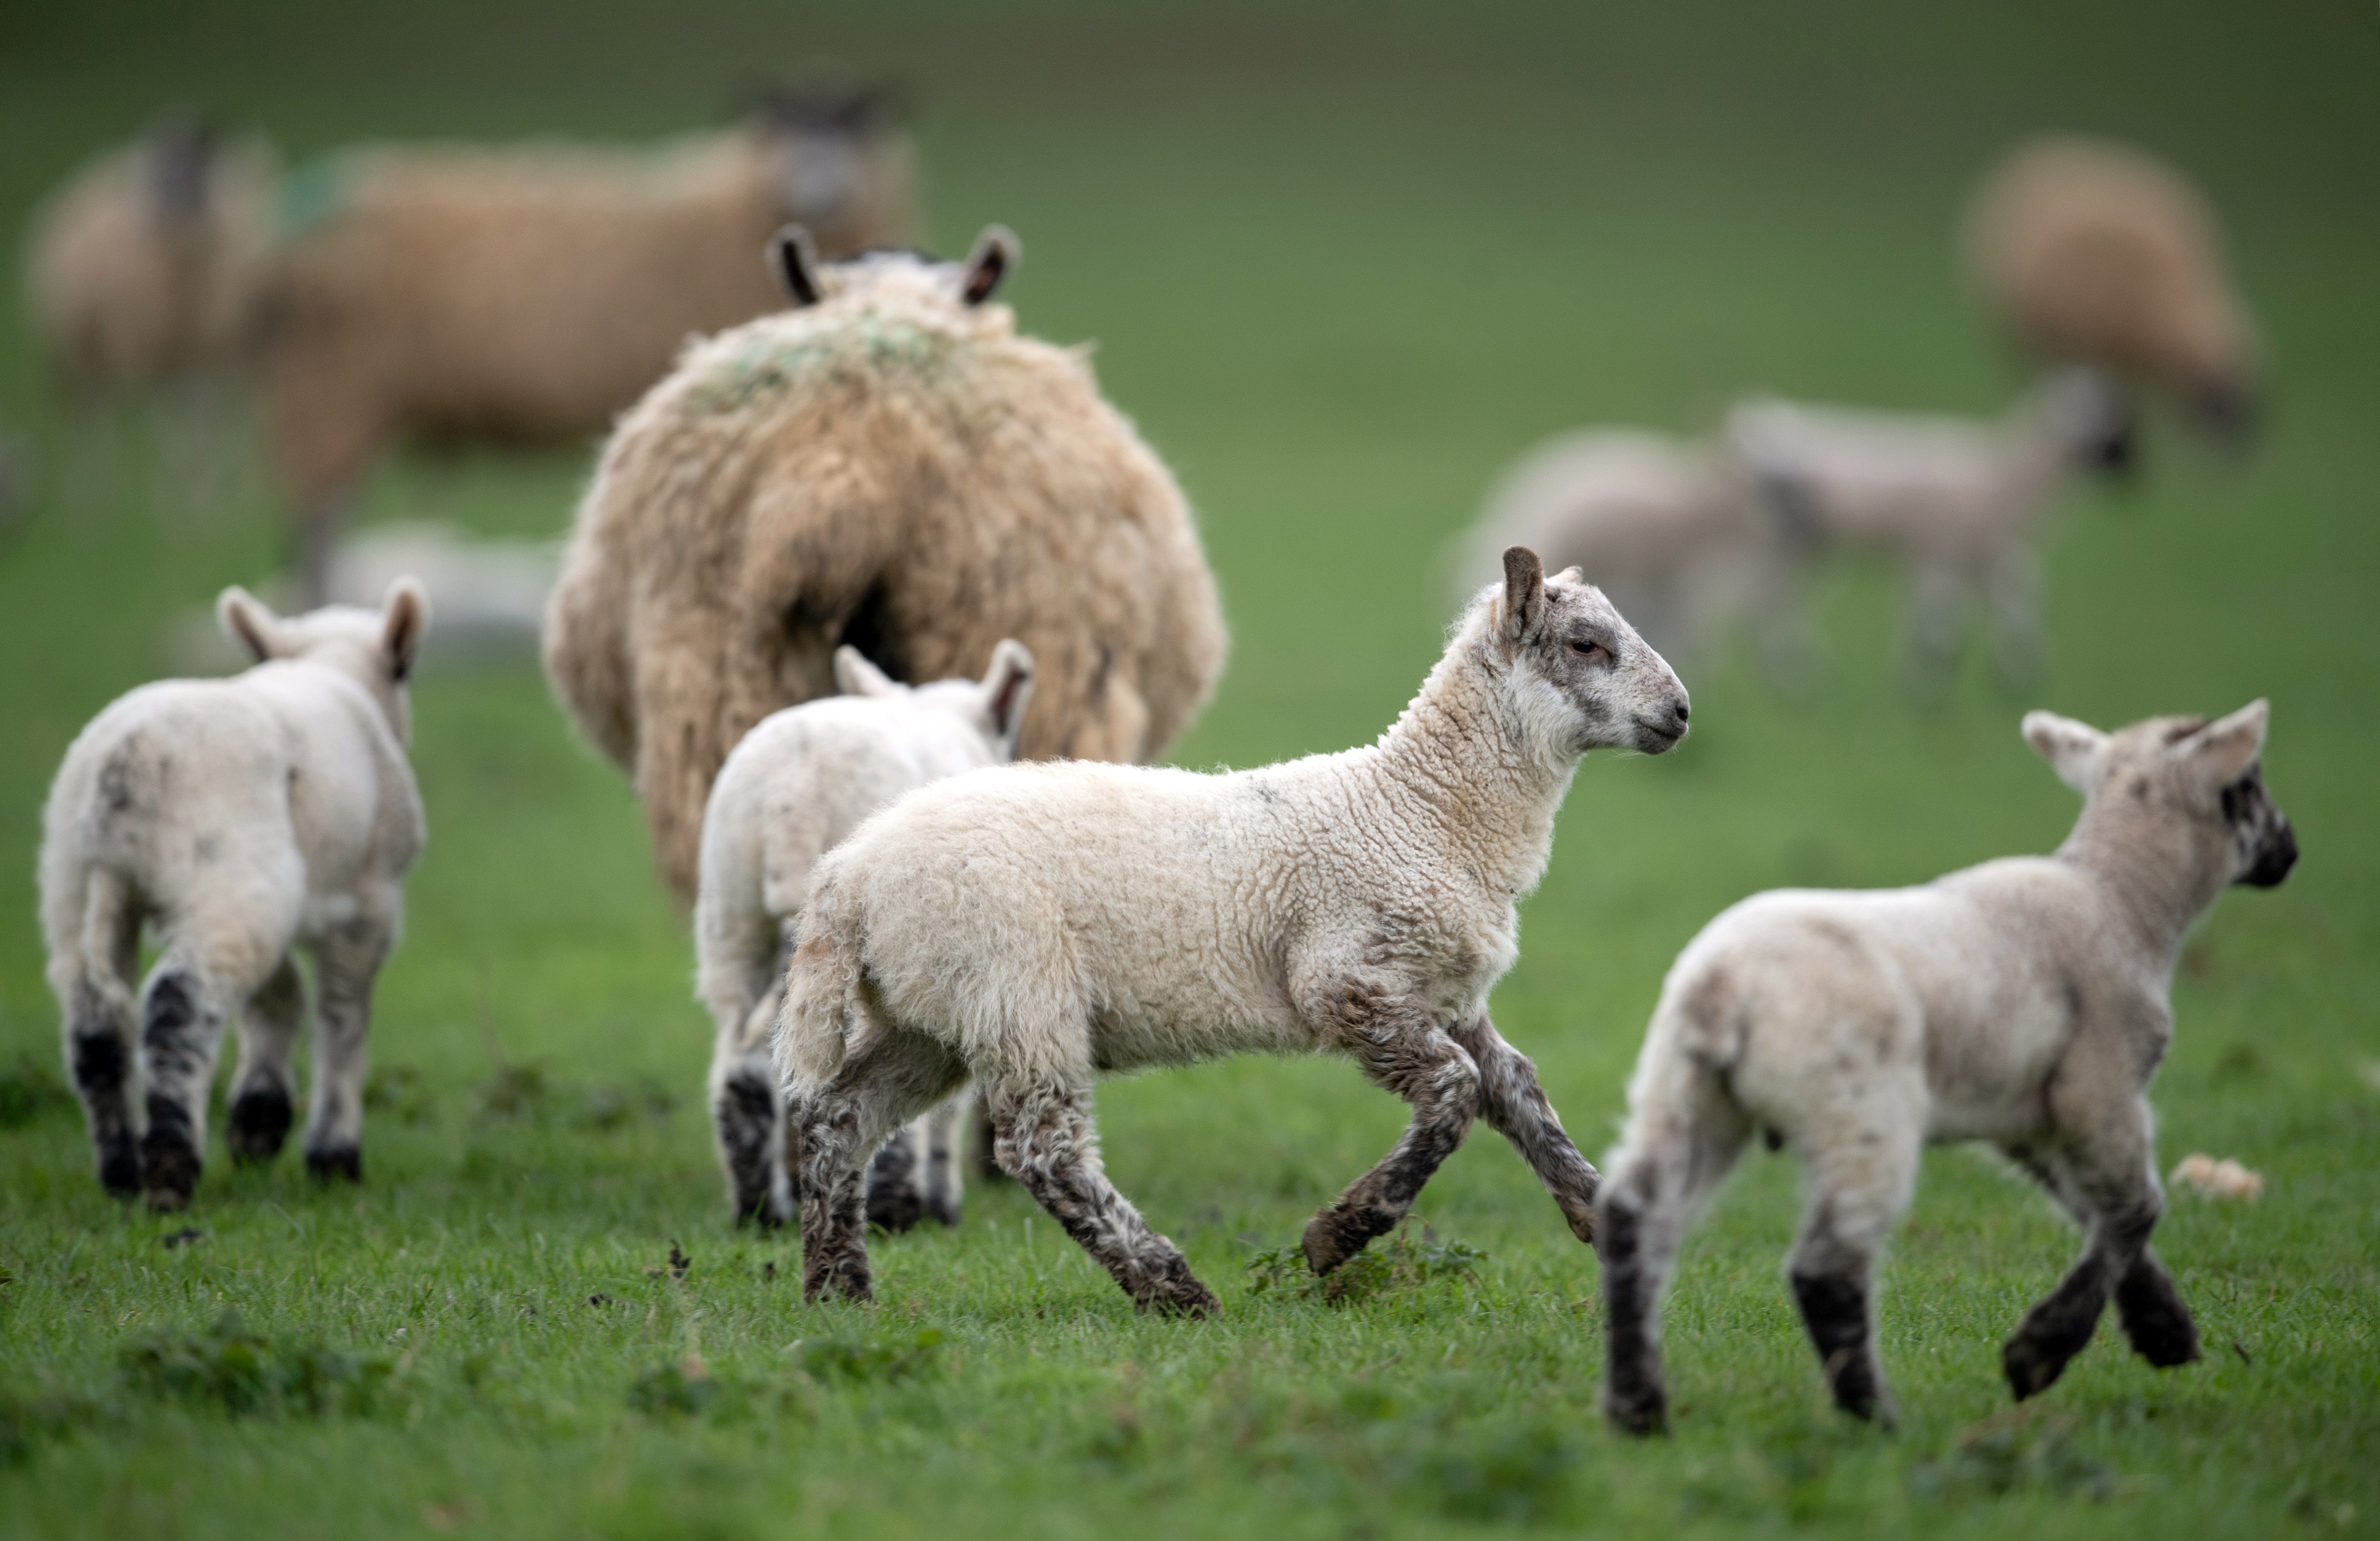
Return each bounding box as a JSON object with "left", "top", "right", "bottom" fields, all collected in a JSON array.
[
  {"left": 273, "top": 153, "right": 358, "bottom": 241},
  {"left": 684, "top": 314, "right": 963, "bottom": 415}
]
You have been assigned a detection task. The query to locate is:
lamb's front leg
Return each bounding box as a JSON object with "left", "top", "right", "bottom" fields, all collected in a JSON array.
[
  {"left": 1448, "top": 1014, "right": 1600, "bottom": 1244},
  {"left": 1302, "top": 986, "right": 1480, "bottom": 1275}
]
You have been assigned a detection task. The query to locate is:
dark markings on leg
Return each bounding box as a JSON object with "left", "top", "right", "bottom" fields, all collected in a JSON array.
[
  {"left": 1449, "top": 1015, "right": 1598, "bottom": 1244},
  {"left": 997, "top": 1086, "right": 1217, "bottom": 1317},
  {"left": 305, "top": 1145, "right": 362, "bottom": 1182},
  {"left": 226, "top": 1086, "right": 294, "bottom": 1164},
  {"left": 69, "top": 998, "right": 141, "bottom": 1197},
  {"left": 1792, "top": 1270, "right": 1889, "bottom": 1422},
  {"left": 2003, "top": 1253, "right": 2116, "bottom": 1399},
  {"left": 1303, "top": 989, "right": 1478, "bottom": 1274},
  {"left": 1598, "top": 1195, "right": 1668, "bottom": 1435},
  {"left": 716, "top": 1070, "right": 784, "bottom": 1226},
  {"left": 865, "top": 1128, "right": 924, "bottom": 1233},
  {"left": 2114, "top": 1245, "right": 2200, "bottom": 1368},
  {"left": 138, "top": 973, "right": 206, "bottom": 1210},
  {"left": 797, "top": 1093, "right": 875, "bottom": 1304}
]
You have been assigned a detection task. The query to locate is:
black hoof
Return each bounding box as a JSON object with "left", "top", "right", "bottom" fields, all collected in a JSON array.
[
  {"left": 2002, "top": 1335, "right": 2073, "bottom": 1401},
  {"left": 305, "top": 1146, "right": 363, "bottom": 1183},
  {"left": 226, "top": 1087, "right": 294, "bottom": 1164},
  {"left": 97, "top": 1138, "right": 143, "bottom": 1198},
  {"left": 140, "top": 1133, "right": 200, "bottom": 1212},
  {"left": 865, "top": 1181, "right": 924, "bottom": 1233},
  {"left": 1605, "top": 1390, "right": 1669, "bottom": 1437}
]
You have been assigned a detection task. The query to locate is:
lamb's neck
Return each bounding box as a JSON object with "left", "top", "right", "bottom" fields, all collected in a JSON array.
[
  {"left": 2055, "top": 814, "right": 2223, "bottom": 967},
  {"left": 1372, "top": 654, "right": 1573, "bottom": 901}
]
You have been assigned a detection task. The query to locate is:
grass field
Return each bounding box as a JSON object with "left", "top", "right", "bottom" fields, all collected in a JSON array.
[{"left": 0, "top": 2, "right": 2375, "bottom": 1536}]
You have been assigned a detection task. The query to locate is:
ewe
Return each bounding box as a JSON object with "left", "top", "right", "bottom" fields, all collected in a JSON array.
[
  {"left": 1723, "top": 368, "right": 2133, "bottom": 693},
  {"left": 41, "top": 581, "right": 430, "bottom": 1212},
  {"left": 1451, "top": 427, "right": 1773, "bottom": 670},
  {"left": 698, "top": 640, "right": 1034, "bottom": 1230},
  {"left": 778, "top": 549, "right": 1689, "bottom": 1315},
  {"left": 545, "top": 226, "right": 1225, "bottom": 907},
  {"left": 1597, "top": 702, "right": 2296, "bottom": 1433},
  {"left": 23, "top": 114, "right": 278, "bottom": 409},
  {"left": 259, "top": 83, "right": 915, "bottom": 601},
  {"left": 1965, "top": 135, "right": 2261, "bottom": 447}
]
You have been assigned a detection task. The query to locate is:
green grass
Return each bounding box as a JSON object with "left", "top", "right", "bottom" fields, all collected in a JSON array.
[{"left": 0, "top": 1, "right": 2375, "bottom": 1536}]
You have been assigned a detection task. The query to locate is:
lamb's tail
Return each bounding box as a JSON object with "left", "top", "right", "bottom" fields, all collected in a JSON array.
[{"left": 772, "top": 871, "right": 869, "bottom": 1094}]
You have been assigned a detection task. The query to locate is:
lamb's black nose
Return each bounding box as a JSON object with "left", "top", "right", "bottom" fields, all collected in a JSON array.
[{"left": 1673, "top": 699, "right": 1691, "bottom": 725}]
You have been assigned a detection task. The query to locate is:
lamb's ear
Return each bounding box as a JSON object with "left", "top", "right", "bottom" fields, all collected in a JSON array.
[
  {"left": 217, "top": 586, "right": 285, "bottom": 663},
  {"left": 833, "top": 645, "right": 902, "bottom": 698},
  {"left": 959, "top": 225, "right": 1018, "bottom": 306},
  {"left": 381, "top": 577, "right": 430, "bottom": 682},
  {"left": 2022, "top": 710, "right": 2109, "bottom": 793},
  {"left": 2173, "top": 699, "right": 2269, "bottom": 787},
  {"left": 1546, "top": 564, "right": 1585, "bottom": 587},
  {"left": 979, "top": 639, "right": 1035, "bottom": 751},
  {"left": 1500, "top": 546, "right": 1547, "bottom": 646},
  {"left": 769, "top": 225, "right": 823, "bottom": 307}
]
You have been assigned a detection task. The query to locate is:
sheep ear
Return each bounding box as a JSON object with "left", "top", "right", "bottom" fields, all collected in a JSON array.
[
  {"left": 1546, "top": 564, "right": 1585, "bottom": 587},
  {"left": 2022, "top": 710, "right": 2108, "bottom": 793},
  {"left": 1500, "top": 546, "right": 1547, "bottom": 646},
  {"left": 979, "top": 639, "right": 1035, "bottom": 750},
  {"left": 2173, "top": 699, "right": 2269, "bottom": 787},
  {"left": 217, "top": 586, "right": 285, "bottom": 663},
  {"left": 833, "top": 645, "right": 901, "bottom": 698},
  {"left": 769, "top": 225, "right": 823, "bottom": 307},
  {"left": 960, "top": 225, "right": 1017, "bottom": 306},
  {"left": 381, "top": 577, "right": 430, "bottom": 683}
]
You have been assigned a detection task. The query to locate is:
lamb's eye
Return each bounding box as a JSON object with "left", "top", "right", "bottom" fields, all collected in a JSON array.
[{"left": 1569, "top": 639, "right": 1601, "bottom": 659}]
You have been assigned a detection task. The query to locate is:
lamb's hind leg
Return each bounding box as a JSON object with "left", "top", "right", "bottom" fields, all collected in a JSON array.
[
  {"left": 56, "top": 872, "right": 143, "bottom": 1197},
  {"left": 302, "top": 913, "right": 393, "bottom": 1183},
  {"left": 1597, "top": 1055, "right": 1753, "bottom": 1435},
  {"left": 1449, "top": 1013, "right": 1600, "bottom": 1243},
  {"left": 795, "top": 1030, "right": 968, "bottom": 1304},
  {"left": 989, "top": 1077, "right": 1217, "bottom": 1316},
  {"left": 1787, "top": 1091, "right": 1922, "bottom": 1426},
  {"left": 226, "top": 960, "right": 305, "bottom": 1165},
  {"left": 712, "top": 976, "right": 793, "bottom": 1227},
  {"left": 1302, "top": 987, "right": 1480, "bottom": 1275}
]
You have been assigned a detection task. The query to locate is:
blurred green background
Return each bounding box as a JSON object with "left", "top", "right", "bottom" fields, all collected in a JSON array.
[{"left": 0, "top": 2, "right": 2373, "bottom": 1537}]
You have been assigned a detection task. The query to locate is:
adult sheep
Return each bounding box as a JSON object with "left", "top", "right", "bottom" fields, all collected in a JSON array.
[
  {"left": 258, "top": 83, "right": 916, "bottom": 601},
  {"left": 1964, "top": 135, "right": 2261, "bottom": 447},
  {"left": 543, "top": 227, "right": 1227, "bottom": 906}
]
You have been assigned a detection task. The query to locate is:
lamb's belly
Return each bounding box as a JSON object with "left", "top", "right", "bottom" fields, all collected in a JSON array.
[{"left": 1090, "top": 998, "right": 1314, "bottom": 1074}]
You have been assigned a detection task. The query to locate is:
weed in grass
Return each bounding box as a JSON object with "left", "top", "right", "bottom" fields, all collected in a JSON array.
[
  {"left": 0, "top": 1053, "right": 72, "bottom": 1129},
  {"left": 788, "top": 1328, "right": 944, "bottom": 1386},
  {"left": 576, "top": 1077, "right": 674, "bottom": 1131},
  {"left": 116, "top": 1312, "right": 405, "bottom": 1420},
  {"left": 0, "top": 1387, "right": 104, "bottom": 1470},
  {"left": 1247, "top": 1221, "right": 1486, "bottom": 1305},
  {"left": 475, "top": 1060, "right": 551, "bottom": 1119},
  {"left": 626, "top": 1354, "right": 716, "bottom": 1418},
  {"left": 363, "top": 1063, "right": 439, "bottom": 1126},
  {"left": 1910, "top": 1406, "right": 2119, "bottom": 1503}
]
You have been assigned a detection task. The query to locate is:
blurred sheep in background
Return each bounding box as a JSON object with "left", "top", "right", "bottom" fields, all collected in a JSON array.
[
  {"left": 1965, "top": 135, "right": 2262, "bottom": 450},
  {"left": 1723, "top": 367, "right": 2134, "bottom": 695},
  {"left": 255, "top": 80, "right": 919, "bottom": 601}
]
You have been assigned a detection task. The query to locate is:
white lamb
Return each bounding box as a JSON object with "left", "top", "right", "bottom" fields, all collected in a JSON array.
[
  {"left": 777, "top": 548, "right": 1691, "bottom": 1314},
  {"left": 697, "top": 640, "right": 1033, "bottom": 1231},
  {"left": 1723, "top": 367, "right": 2133, "bottom": 693},
  {"left": 1596, "top": 701, "right": 2296, "bottom": 1433},
  {"left": 40, "top": 581, "right": 431, "bottom": 1211}
]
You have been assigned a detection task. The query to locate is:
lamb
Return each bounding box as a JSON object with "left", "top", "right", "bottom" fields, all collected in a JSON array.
[
  {"left": 1450, "top": 428, "right": 1775, "bottom": 669},
  {"left": 697, "top": 640, "right": 1035, "bottom": 1230},
  {"left": 1723, "top": 368, "right": 2133, "bottom": 693},
  {"left": 1964, "top": 135, "right": 2261, "bottom": 446},
  {"left": 1596, "top": 701, "right": 2297, "bottom": 1433},
  {"left": 777, "top": 548, "right": 1690, "bottom": 1315},
  {"left": 39, "top": 580, "right": 430, "bottom": 1212},
  {"left": 543, "top": 225, "right": 1226, "bottom": 908},
  {"left": 257, "top": 83, "right": 916, "bottom": 601}
]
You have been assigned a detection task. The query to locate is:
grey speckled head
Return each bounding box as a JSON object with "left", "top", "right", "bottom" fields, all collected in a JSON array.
[
  {"left": 2024, "top": 699, "right": 2296, "bottom": 889},
  {"left": 1495, "top": 545, "right": 1691, "bottom": 760}
]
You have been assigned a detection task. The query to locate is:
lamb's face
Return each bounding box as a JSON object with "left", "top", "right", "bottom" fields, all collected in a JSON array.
[
  {"left": 2026, "top": 702, "right": 2297, "bottom": 889},
  {"left": 1493, "top": 547, "right": 1690, "bottom": 761}
]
